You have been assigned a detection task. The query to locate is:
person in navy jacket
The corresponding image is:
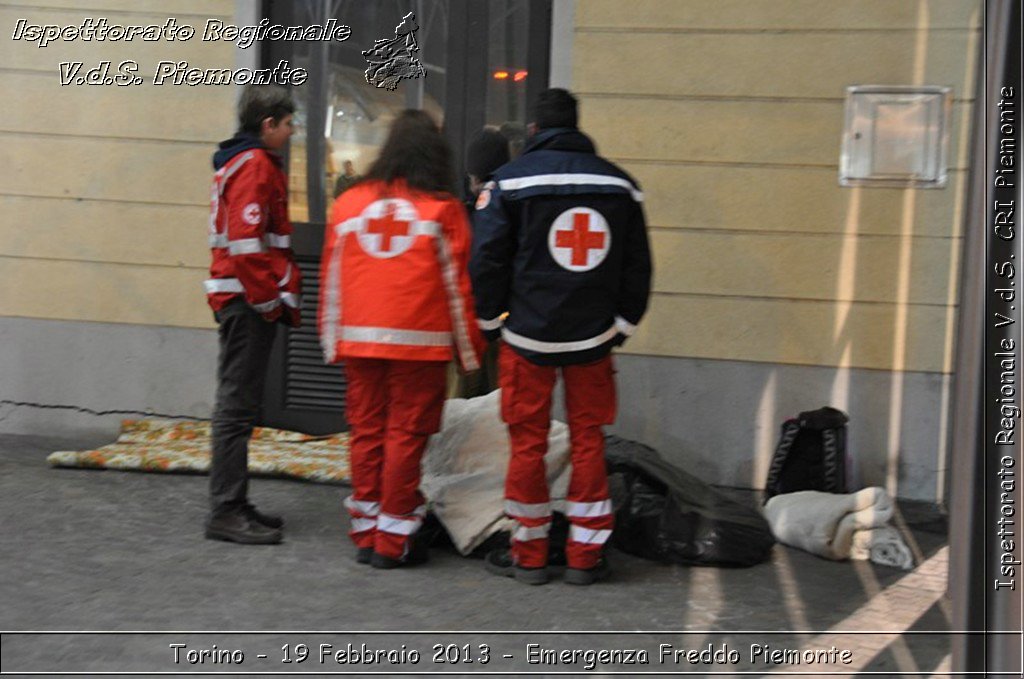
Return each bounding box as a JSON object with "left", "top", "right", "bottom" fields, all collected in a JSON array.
[{"left": 470, "top": 88, "right": 652, "bottom": 585}]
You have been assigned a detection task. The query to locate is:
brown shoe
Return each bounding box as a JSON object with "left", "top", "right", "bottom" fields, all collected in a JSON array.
[
  {"left": 242, "top": 503, "right": 284, "bottom": 529},
  {"left": 205, "top": 512, "right": 282, "bottom": 545}
]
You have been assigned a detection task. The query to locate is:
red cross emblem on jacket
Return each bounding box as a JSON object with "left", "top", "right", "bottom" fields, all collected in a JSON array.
[
  {"left": 358, "top": 199, "right": 418, "bottom": 258},
  {"left": 547, "top": 207, "right": 611, "bottom": 272}
]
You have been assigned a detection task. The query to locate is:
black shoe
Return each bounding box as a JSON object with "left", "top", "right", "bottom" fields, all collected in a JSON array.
[
  {"left": 356, "top": 547, "right": 374, "bottom": 564},
  {"left": 370, "top": 551, "right": 403, "bottom": 569},
  {"left": 564, "top": 558, "right": 611, "bottom": 586},
  {"left": 205, "top": 512, "right": 282, "bottom": 545},
  {"left": 242, "top": 503, "right": 284, "bottom": 529},
  {"left": 370, "top": 542, "right": 430, "bottom": 570},
  {"left": 485, "top": 547, "right": 549, "bottom": 585}
]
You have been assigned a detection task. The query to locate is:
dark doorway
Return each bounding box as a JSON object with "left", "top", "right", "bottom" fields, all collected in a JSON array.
[{"left": 260, "top": 0, "right": 551, "bottom": 434}]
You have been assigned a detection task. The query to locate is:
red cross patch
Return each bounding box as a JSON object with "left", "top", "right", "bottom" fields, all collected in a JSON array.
[
  {"left": 357, "top": 199, "right": 419, "bottom": 258},
  {"left": 242, "top": 202, "right": 262, "bottom": 225},
  {"left": 547, "top": 208, "right": 611, "bottom": 272}
]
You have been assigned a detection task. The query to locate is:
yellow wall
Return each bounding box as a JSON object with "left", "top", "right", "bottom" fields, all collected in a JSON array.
[
  {"left": 574, "top": 0, "right": 979, "bottom": 373},
  {"left": 0, "top": 0, "right": 981, "bottom": 366},
  {"left": 0, "top": 0, "right": 236, "bottom": 329}
]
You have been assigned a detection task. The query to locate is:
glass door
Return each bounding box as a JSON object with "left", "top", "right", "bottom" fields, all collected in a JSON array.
[{"left": 261, "top": 0, "right": 550, "bottom": 434}]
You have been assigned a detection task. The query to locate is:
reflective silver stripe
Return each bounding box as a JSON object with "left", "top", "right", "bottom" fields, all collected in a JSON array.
[
  {"left": 344, "top": 497, "right": 381, "bottom": 516},
  {"left": 435, "top": 231, "right": 479, "bottom": 371},
  {"left": 614, "top": 315, "right": 637, "bottom": 337},
  {"left": 321, "top": 231, "right": 344, "bottom": 362},
  {"left": 501, "top": 325, "right": 619, "bottom": 354},
  {"left": 337, "top": 216, "right": 438, "bottom": 239},
  {"left": 350, "top": 517, "right": 376, "bottom": 533},
  {"left": 337, "top": 217, "right": 363, "bottom": 235},
  {"left": 377, "top": 513, "right": 423, "bottom": 536},
  {"left": 220, "top": 152, "right": 254, "bottom": 194},
  {"left": 204, "top": 278, "right": 244, "bottom": 294},
  {"left": 228, "top": 238, "right": 266, "bottom": 256},
  {"left": 208, "top": 233, "right": 228, "bottom": 249},
  {"left": 279, "top": 292, "right": 300, "bottom": 308},
  {"left": 278, "top": 263, "right": 292, "bottom": 288},
  {"left": 505, "top": 500, "right": 551, "bottom": 519},
  {"left": 498, "top": 173, "right": 644, "bottom": 202},
  {"left": 411, "top": 220, "right": 440, "bottom": 238},
  {"left": 566, "top": 499, "right": 613, "bottom": 518},
  {"left": 569, "top": 525, "right": 613, "bottom": 545},
  {"left": 478, "top": 316, "right": 504, "bottom": 331},
  {"left": 513, "top": 522, "right": 551, "bottom": 542},
  {"left": 340, "top": 326, "right": 451, "bottom": 347},
  {"left": 251, "top": 298, "right": 281, "bottom": 313},
  {"left": 264, "top": 233, "right": 291, "bottom": 248},
  {"left": 209, "top": 178, "right": 220, "bottom": 234}
]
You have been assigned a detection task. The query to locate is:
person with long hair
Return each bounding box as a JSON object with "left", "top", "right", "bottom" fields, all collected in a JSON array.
[{"left": 318, "top": 110, "right": 483, "bottom": 569}]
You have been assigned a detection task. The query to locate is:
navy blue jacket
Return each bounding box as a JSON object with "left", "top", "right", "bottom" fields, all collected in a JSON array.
[{"left": 469, "top": 127, "right": 652, "bottom": 366}]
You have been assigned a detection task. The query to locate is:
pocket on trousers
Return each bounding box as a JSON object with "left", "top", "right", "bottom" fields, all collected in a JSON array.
[
  {"left": 398, "top": 362, "right": 447, "bottom": 435},
  {"left": 499, "top": 349, "right": 552, "bottom": 425},
  {"left": 572, "top": 356, "right": 617, "bottom": 426},
  {"left": 499, "top": 348, "right": 520, "bottom": 424},
  {"left": 406, "top": 393, "right": 445, "bottom": 435}
]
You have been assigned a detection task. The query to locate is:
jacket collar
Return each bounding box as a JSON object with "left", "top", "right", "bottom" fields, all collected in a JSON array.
[
  {"left": 522, "top": 127, "right": 596, "bottom": 155},
  {"left": 212, "top": 132, "right": 270, "bottom": 170}
]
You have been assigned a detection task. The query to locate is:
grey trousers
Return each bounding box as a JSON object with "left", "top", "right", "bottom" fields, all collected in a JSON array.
[{"left": 209, "top": 300, "right": 277, "bottom": 517}]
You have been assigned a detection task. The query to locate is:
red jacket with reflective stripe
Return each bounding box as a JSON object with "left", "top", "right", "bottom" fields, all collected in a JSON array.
[
  {"left": 205, "top": 143, "right": 302, "bottom": 326},
  {"left": 318, "top": 180, "right": 484, "bottom": 370}
]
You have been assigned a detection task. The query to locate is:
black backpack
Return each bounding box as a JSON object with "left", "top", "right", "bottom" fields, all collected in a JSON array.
[{"left": 763, "top": 406, "right": 848, "bottom": 503}]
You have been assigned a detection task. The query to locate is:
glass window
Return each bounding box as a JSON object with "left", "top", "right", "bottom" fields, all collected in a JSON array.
[
  {"left": 274, "top": 0, "right": 449, "bottom": 223},
  {"left": 486, "top": 0, "right": 530, "bottom": 156}
]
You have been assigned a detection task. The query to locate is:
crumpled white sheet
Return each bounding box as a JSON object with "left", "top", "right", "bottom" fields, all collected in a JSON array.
[
  {"left": 763, "top": 487, "right": 914, "bottom": 570},
  {"left": 420, "top": 391, "right": 572, "bottom": 555}
]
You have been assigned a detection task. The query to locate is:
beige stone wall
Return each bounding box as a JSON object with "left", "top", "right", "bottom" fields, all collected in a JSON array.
[
  {"left": 574, "top": 0, "right": 980, "bottom": 373},
  {"left": 0, "top": 0, "right": 237, "bottom": 329}
]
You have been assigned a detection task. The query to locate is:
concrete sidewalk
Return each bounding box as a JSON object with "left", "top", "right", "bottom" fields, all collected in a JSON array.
[{"left": 0, "top": 432, "right": 952, "bottom": 677}]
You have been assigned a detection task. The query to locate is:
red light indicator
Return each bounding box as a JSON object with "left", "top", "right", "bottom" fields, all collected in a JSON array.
[{"left": 514, "top": 70, "right": 528, "bottom": 82}]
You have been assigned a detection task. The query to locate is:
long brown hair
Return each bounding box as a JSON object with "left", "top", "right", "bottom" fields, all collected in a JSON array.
[{"left": 363, "top": 109, "right": 454, "bottom": 194}]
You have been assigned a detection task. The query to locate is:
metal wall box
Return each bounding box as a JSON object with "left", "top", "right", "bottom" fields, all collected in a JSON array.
[{"left": 840, "top": 85, "right": 952, "bottom": 188}]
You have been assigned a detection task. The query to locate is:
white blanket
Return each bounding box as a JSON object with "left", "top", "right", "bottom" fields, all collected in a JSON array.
[
  {"left": 764, "top": 488, "right": 914, "bottom": 569},
  {"left": 419, "top": 391, "right": 572, "bottom": 555}
]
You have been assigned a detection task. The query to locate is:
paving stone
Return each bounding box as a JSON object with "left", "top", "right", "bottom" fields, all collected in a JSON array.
[{"left": 0, "top": 433, "right": 953, "bottom": 675}]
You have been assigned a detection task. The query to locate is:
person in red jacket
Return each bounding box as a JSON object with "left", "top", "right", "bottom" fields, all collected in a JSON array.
[
  {"left": 319, "top": 110, "right": 483, "bottom": 568},
  {"left": 204, "top": 84, "right": 302, "bottom": 545}
]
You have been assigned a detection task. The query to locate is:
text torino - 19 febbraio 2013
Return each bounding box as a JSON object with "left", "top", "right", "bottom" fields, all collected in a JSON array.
[
  {"left": 10, "top": 17, "right": 353, "bottom": 86},
  {"left": 168, "top": 642, "right": 855, "bottom": 670}
]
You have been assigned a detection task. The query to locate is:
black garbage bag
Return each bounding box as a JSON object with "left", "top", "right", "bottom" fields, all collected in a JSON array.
[{"left": 606, "top": 436, "right": 775, "bottom": 567}]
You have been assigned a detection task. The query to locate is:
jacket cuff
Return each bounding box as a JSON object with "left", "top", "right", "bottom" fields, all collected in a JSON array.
[
  {"left": 477, "top": 314, "right": 504, "bottom": 343},
  {"left": 614, "top": 315, "right": 637, "bottom": 337}
]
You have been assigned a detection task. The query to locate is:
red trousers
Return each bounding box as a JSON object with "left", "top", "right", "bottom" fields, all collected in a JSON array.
[
  {"left": 343, "top": 358, "right": 447, "bottom": 560},
  {"left": 499, "top": 344, "right": 616, "bottom": 569}
]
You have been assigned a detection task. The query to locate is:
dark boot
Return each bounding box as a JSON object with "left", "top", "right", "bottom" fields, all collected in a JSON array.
[
  {"left": 205, "top": 511, "right": 282, "bottom": 545},
  {"left": 564, "top": 557, "right": 611, "bottom": 586},
  {"left": 484, "top": 547, "right": 549, "bottom": 585},
  {"left": 370, "top": 530, "right": 430, "bottom": 569},
  {"left": 242, "top": 503, "right": 284, "bottom": 529}
]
